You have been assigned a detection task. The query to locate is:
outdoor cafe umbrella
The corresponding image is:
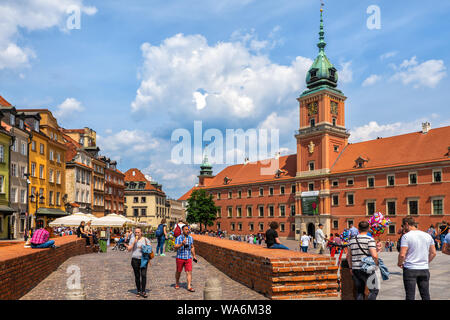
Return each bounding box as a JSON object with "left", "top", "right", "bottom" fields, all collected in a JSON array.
[
  {"left": 48, "top": 212, "right": 97, "bottom": 227},
  {"left": 91, "top": 213, "right": 136, "bottom": 228}
]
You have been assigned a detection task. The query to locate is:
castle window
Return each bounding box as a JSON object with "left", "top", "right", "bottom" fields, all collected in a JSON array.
[
  {"left": 367, "top": 176, "right": 375, "bottom": 188},
  {"left": 366, "top": 200, "right": 376, "bottom": 216},
  {"left": 387, "top": 200, "right": 397, "bottom": 215},
  {"left": 332, "top": 194, "right": 339, "bottom": 206},
  {"left": 332, "top": 180, "right": 339, "bottom": 187},
  {"left": 407, "top": 199, "right": 419, "bottom": 215},
  {"left": 309, "top": 161, "right": 315, "bottom": 171},
  {"left": 409, "top": 172, "right": 417, "bottom": 185},
  {"left": 347, "top": 178, "right": 354, "bottom": 186},
  {"left": 310, "top": 118, "right": 316, "bottom": 127},
  {"left": 387, "top": 175, "right": 395, "bottom": 186},
  {"left": 308, "top": 183, "right": 314, "bottom": 191},
  {"left": 347, "top": 193, "right": 354, "bottom": 206},
  {"left": 332, "top": 118, "right": 337, "bottom": 126},
  {"left": 432, "top": 170, "right": 442, "bottom": 183}
]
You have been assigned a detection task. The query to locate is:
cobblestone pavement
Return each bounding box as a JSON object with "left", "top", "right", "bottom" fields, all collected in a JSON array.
[{"left": 21, "top": 240, "right": 267, "bottom": 300}]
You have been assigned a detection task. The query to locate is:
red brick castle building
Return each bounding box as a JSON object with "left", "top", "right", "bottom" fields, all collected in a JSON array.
[{"left": 180, "top": 9, "right": 450, "bottom": 240}]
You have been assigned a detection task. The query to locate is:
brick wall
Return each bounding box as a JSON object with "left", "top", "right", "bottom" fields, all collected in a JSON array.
[
  {"left": 0, "top": 235, "right": 93, "bottom": 300},
  {"left": 192, "top": 235, "right": 339, "bottom": 299}
]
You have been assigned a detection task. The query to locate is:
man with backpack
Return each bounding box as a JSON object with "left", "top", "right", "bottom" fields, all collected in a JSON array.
[{"left": 155, "top": 218, "right": 168, "bottom": 256}]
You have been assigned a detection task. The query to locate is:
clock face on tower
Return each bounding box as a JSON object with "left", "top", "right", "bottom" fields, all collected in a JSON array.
[
  {"left": 307, "top": 102, "right": 318, "bottom": 116},
  {"left": 330, "top": 101, "right": 338, "bottom": 115}
]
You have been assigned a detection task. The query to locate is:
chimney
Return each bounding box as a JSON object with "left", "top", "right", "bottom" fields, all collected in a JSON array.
[{"left": 422, "top": 122, "right": 431, "bottom": 134}]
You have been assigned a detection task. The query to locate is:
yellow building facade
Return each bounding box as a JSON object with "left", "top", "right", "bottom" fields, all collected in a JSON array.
[{"left": 22, "top": 110, "right": 67, "bottom": 228}]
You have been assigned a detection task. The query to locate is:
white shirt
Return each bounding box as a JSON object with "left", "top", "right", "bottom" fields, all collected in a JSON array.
[
  {"left": 315, "top": 228, "right": 325, "bottom": 244},
  {"left": 301, "top": 235, "right": 310, "bottom": 247},
  {"left": 401, "top": 230, "right": 435, "bottom": 270}
]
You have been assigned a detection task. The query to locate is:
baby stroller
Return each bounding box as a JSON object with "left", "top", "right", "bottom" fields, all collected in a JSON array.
[{"left": 112, "top": 237, "right": 127, "bottom": 251}]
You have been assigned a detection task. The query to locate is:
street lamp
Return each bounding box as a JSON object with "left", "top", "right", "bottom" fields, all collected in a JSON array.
[{"left": 30, "top": 193, "right": 45, "bottom": 229}]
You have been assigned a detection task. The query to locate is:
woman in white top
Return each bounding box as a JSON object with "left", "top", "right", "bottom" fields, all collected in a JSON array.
[{"left": 127, "top": 228, "right": 151, "bottom": 298}]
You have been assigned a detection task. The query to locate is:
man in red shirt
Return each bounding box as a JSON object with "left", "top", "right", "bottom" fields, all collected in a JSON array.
[{"left": 30, "top": 228, "right": 56, "bottom": 249}]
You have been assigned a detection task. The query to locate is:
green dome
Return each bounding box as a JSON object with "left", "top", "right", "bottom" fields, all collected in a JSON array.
[
  {"left": 200, "top": 154, "right": 213, "bottom": 176},
  {"left": 306, "top": 9, "right": 338, "bottom": 90}
]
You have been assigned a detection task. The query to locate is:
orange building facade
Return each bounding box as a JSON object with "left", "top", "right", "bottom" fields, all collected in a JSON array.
[{"left": 180, "top": 10, "right": 450, "bottom": 241}]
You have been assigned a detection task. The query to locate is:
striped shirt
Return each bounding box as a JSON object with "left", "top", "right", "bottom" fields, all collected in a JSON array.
[
  {"left": 348, "top": 234, "right": 376, "bottom": 270},
  {"left": 31, "top": 228, "right": 49, "bottom": 245}
]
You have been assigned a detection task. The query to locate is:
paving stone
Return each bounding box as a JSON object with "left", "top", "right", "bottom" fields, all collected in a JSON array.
[{"left": 21, "top": 240, "right": 267, "bottom": 300}]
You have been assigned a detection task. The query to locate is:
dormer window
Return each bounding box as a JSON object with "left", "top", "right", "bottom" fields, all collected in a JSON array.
[
  {"left": 329, "top": 68, "right": 336, "bottom": 80},
  {"left": 34, "top": 121, "right": 39, "bottom": 132},
  {"left": 10, "top": 114, "right": 15, "bottom": 125},
  {"left": 355, "top": 156, "right": 368, "bottom": 168},
  {"left": 310, "top": 69, "right": 317, "bottom": 78}
]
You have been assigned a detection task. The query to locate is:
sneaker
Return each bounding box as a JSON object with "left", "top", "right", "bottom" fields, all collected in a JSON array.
[
  {"left": 160, "top": 253, "right": 166, "bottom": 257},
  {"left": 155, "top": 253, "right": 159, "bottom": 256}
]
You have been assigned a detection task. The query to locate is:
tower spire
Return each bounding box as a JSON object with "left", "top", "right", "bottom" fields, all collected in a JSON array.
[{"left": 318, "top": 1, "right": 326, "bottom": 53}]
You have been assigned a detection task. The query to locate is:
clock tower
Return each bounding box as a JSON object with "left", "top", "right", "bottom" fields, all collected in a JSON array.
[{"left": 294, "top": 6, "right": 350, "bottom": 239}]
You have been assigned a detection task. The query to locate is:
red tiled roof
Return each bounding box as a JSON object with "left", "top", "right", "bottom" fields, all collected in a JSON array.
[
  {"left": 199, "top": 154, "right": 297, "bottom": 188},
  {"left": 178, "top": 187, "right": 198, "bottom": 201},
  {"left": 0, "top": 96, "right": 12, "bottom": 107},
  {"left": 124, "top": 168, "right": 165, "bottom": 194},
  {"left": 331, "top": 126, "right": 450, "bottom": 173}
]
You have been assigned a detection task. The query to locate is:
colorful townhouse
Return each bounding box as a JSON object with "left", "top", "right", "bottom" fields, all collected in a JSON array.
[
  {"left": 0, "top": 97, "right": 31, "bottom": 240},
  {"left": 0, "top": 108, "right": 13, "bottom": 240},
  {"left": 20, "top": 109, "right": 68, "bottom": 229}
]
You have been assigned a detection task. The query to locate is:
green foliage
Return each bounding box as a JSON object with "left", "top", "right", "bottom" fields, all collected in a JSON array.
[{"left": 186, "top": 189, "right": 218, "bottom": 231}]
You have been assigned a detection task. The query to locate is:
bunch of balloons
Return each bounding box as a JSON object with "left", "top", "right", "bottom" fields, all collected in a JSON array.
[
  {"left": 340, "top": 228, "right": 350, "bottom": 245},
  {"left": 368, "top": 212, "right": 390, "bottom": 237}
]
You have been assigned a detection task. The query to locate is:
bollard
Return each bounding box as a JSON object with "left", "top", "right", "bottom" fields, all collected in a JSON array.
[
  {"left": 203, "top": 278, "right": 222, "bottom": 300},
  {"left": 66, "top": 284, "right": 86, "bottom": 300}
]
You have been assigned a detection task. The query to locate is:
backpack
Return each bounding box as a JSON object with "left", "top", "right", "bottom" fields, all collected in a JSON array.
[
  {"left": 174, "top": 224, "right": 182, "bottom": 238},
  {"left": 155, "top": 224, "right": 164, "bottom": 237}
]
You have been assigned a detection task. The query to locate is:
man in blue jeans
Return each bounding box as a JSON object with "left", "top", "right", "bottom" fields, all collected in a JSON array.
[
  {"left": 398, "top": 217, "right": 436, "bottom": 300},
  {"left": 265, "top": 222, "right": 289, "bottom": 250}
]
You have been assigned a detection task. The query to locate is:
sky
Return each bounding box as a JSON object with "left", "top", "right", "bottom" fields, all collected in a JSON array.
[{"left": 1, "top": 0, "right": 449, "bottom": 199}]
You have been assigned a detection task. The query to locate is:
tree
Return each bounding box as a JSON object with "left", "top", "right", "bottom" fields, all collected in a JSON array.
[{"left": 186, "top": 189, "right": 218, "bottom": 232}]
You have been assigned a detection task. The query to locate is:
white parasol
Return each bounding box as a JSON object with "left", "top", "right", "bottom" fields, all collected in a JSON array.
[
  {"left": 49, "top": 212, "right": 97, "bottom": 227},
  {"left": 91, "top": 213, "right": 136, "bottom": 227}
]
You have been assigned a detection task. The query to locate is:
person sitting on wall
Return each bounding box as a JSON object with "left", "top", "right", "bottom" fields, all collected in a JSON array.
[
  {"left": 265, "top": 222, "right": 289, "bottom": 250},
  {"left": 30, "top": 228, "right": 57, "bottom": 249}
]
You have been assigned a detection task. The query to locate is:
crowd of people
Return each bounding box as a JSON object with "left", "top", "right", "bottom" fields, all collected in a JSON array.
[{"left": 24, "top": 216, "right": 449, "bottom": 300}]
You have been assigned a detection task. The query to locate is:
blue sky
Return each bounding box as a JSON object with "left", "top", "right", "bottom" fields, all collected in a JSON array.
[{"left": 1, "top": 0, "right": 449, "bottom": 198}]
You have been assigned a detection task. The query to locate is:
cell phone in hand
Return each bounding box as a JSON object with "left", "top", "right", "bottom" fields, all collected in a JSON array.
[{"left": 193, "top": 258, "right": 198, "bottom": 263}]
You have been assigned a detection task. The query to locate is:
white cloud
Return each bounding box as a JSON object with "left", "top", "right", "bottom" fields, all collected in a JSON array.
[
  {"left": 380, "top": 51, "right": 397, "bottom": 60},
  {"left": 349, "top": 116, "right": 450, "bottom": 143},
  {"left": 0, "top": 0, "right": 97, "bottom": 70},
  {"left": 339, "top": 61, "right": 353, "bottom": 84},
  {"left": 391, "top": 56, "right": 446, "bottom": 88},
  {"left": 362, "top": 74, "right": 382, "bottom": 87},
  {"left": 54, "top": 97, "right": 85, "bottom": 119},
  {"left": 97, "top": 130, "right": 160, "bottom": 156},
  {"left": 131, "top": 33, "right": 312, "bottom": 127}
]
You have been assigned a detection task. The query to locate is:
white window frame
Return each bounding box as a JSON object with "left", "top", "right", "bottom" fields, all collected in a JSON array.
[
  {"left": 432, "top": 169, "right": 442, "bottom": 183},
  {"left": 346, "top": 193, "right": 355, "bottom": 206},
  {"left": 308, "top": 161, "right": 315, "bottom": 171},
  {"left": 388, "top": 223, "right": 396, "bottom": 235},
  {"left": 332, "top": 194, "right": 339, "bottom": 206},
  {"left": 236, "top": 206, "right": 242, "bottom": 218},
  {"left": 11, "top": 188, "right": 17, "bottom": 203},
  {"left": 407, "top": 198, "right": 419, "bottom": 215},
  {"left": 366, "top": 199, "right": 376, "bottom": 216},
  {"left": 259, "top": 187, "right": 264, "bottom": 196},
  {"left": 367, "top": 176, "right": 375, "bottom": 188},
  {"left": 227, "top": 206, "right": 232, "bottom": 218},
  {"left": 431, "top": 197, "right": 444, "bottom": 215},
  {"left": 279, "top": 204, "right": 286, "bottom": 217},
  {"left": 386, "top": 199, "right": 397, "bottom": 216},
  {"left": 409, "top": 171, "right": 418, "bottom": 185},
  {"left": 280, "top": 185, "right": 285, "bottom": 195},
  {"left": 387, "top": 174, "right": 395, "bottom": 187},
  {"left": 246, "top": 206, "right": 252, "bottom": 217},
  {"left": 332, "top": 180, "right": 339, "bottom": 187},
  {"left": 346, "top": 177, "right": 354, "bottom": 186},
  {"left": 258, "top": 205, "right": 264, "bottom": 217}
]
